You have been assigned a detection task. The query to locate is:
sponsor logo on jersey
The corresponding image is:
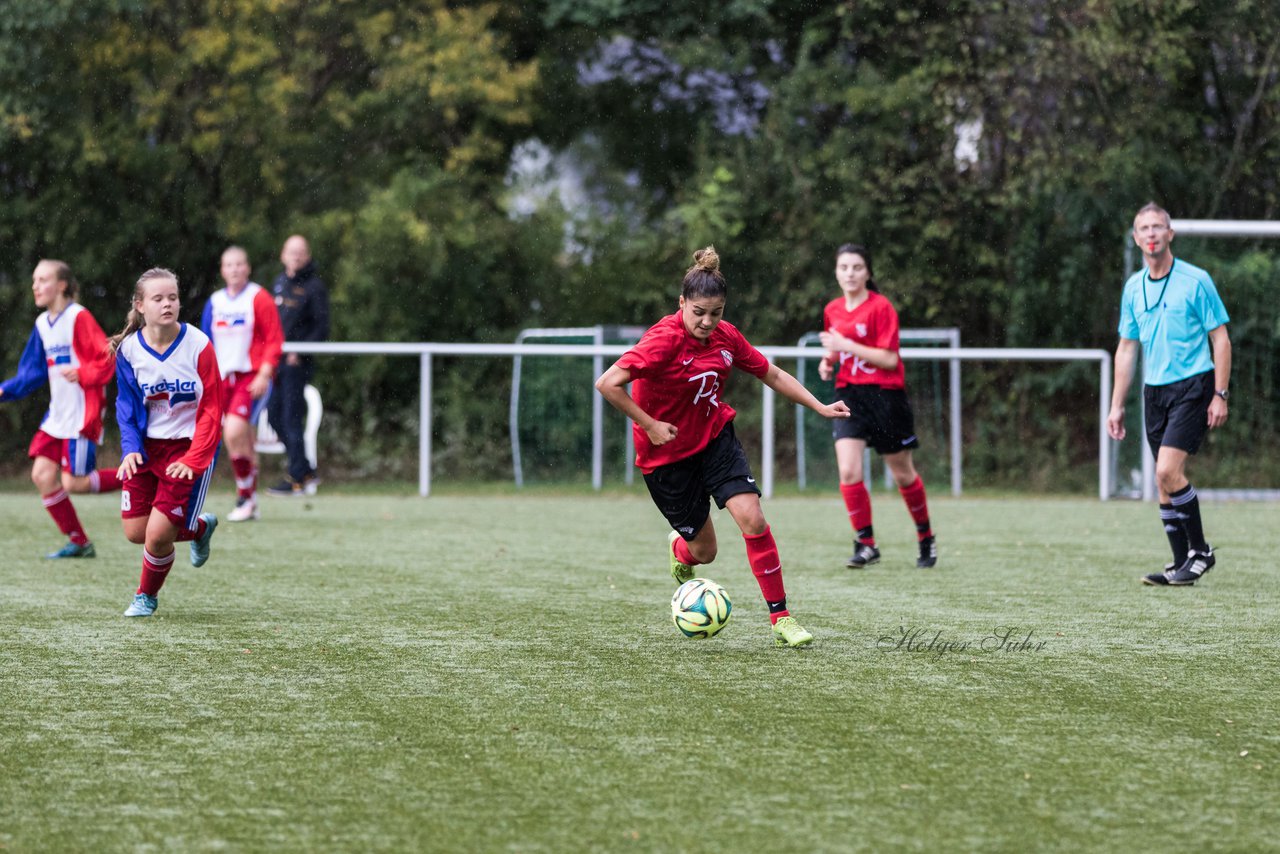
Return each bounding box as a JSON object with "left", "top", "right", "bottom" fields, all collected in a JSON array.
[
  {"left": 214, "top": 314, "right": 249, "bottom": 328},
  {"left": 142, "top": 378, "right": 198, "bottom": 407},
  {"left": 688, "top": 370, "right": 721, "bottom": 411},
  {"left": 44, "top": 344, "right": 73, "bottom": 367}
]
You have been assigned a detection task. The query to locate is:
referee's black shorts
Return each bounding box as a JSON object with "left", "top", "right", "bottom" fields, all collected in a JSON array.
[
  {"left": 643, "top": 421, "right": 760, "bottom": 540},
  {"left": 832, "top": 384, "right": 919, "bottom": 455},
  {"left": 1144, "top": 369, "right": 1214, "bottom": 459}
]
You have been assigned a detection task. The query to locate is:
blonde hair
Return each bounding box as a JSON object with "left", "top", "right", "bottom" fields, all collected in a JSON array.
[
  {"left": 108, "top": 267, "right": 179, "bottom": 353},
  {"left": 682, "top": 245, "right": 726, "bottom": 299}
]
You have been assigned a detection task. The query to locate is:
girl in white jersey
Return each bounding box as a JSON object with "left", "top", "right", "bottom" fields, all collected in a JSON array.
[
  {"left": 109, "top": 268, "right": 224, "bottom": 618},
  {"left": 202, "top": 246, "right": 284, "bottom": 522},
  {"left": 0, "top": 260, "right": 122, "bottom": 558}
]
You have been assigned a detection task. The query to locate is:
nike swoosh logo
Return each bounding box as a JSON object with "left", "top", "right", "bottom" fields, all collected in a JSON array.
[
  {"left": 681, "top": 357, "right": 694, "bottom": 365},
  {"left": 746, "top": 477, "right": 755, "bottom": 483}
]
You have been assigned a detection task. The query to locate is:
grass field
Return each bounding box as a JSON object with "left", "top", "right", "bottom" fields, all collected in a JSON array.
[{"left": 1, "top": 488, "right": 1277, "bottom": 852}]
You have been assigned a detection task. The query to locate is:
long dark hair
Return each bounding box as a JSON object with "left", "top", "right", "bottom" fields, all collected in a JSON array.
[
  {"left": 835, "top": 243, "right": 879, "bottom": 293},
  {"left": 682, "top": 246, "right": 727, "bottom": 300}
]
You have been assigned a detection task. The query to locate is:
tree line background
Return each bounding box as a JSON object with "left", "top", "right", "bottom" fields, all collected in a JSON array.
[{"left": 2, "top": 0, "right": 1278, "bottom": 489}]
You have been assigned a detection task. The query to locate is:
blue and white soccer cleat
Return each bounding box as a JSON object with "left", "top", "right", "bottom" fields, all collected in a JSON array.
[
  {"left": 123, "top": 592, "right": 158, "bottom": 617},
  {"left": 190, "top": 512, "right": 218, "bottom": 567},
  {"left": 46, "top": 541, "right": 96, "bottom": 559}
]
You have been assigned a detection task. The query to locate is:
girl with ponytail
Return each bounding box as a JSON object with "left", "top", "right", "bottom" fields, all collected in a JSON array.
[
  {"left": 112, "top": 268, "right": 225, "bottom": 617},
  {"left": 596, "top": 245, "right": 851, "bottom": 648}
]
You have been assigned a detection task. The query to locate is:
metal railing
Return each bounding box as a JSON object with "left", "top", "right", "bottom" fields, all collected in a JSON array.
[{"left": 284, "top": 342, "right": 1112, "bottom": 499}]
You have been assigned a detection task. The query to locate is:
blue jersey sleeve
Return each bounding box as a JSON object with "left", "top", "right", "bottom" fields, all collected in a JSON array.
[
  {"left": 201, "top": 300, "right": 214, "bottom": 338},
  {"left": 1117, "top": 280, "right": 1140, "bottom": 340},
  {"left": 0, "top": 327, "right": 49, "bottom": 400},
  {"left": 115, "top": 350, "right": 149, "bottom": 459},
  {"left": 1194, "top": 275, "right": 1231, "bottom": 331}
]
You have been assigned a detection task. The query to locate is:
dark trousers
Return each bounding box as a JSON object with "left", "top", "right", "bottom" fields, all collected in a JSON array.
[{"left": 268, "top": 359, "right": 314, "bottom": 481}]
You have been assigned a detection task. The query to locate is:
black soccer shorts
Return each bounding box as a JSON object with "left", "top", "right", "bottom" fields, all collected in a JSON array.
[
  {"left": 643, "top": 422, "right": 760, "bottom": 539},
  {"left": 832, "top": 385, "right": 920, "bottom": 455},
  {"left": 1144, "top": 369, "right": 1215, "bottom": 459}
]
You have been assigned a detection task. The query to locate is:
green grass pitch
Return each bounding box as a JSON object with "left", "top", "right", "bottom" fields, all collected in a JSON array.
[{"left": 1, "top": 489, "right": 1276, "bottom": 852}]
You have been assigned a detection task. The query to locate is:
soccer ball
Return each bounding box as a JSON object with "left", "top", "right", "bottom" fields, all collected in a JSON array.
[{"left": 671, "top": 578, "right": 732, "bottom": 639}]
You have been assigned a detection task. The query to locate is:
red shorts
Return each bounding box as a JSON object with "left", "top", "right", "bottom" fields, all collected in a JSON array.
[
  {"left": 120, "top": 438, "right": 212, "bottom": 529},
  {"left": 222, "top": 372, "right": 269, "bottom": 423},
  {"left": 28, "top": 430, "right": 99, "bottom": 477}
]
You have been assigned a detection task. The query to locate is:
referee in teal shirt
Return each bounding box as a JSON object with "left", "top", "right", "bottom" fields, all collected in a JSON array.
[{"left": 1108, "top": 202, "right": 1232, "bottom": 587}]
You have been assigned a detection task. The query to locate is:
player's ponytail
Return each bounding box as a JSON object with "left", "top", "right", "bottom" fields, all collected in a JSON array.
[
  {"left": 108, "top": 267, "right": 179, "bottom": 353},
  {"left": 682, "top": 245, "right": 727, "bottom": 300},
  {"left": 836, "top": 243, "right": 879, "bottom": 293}
]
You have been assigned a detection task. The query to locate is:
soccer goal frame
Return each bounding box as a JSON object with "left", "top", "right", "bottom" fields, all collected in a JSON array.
[
  {"left": 509, "top": 325, "right": 647, "bottom": 490},
  {"left": 1121, "top": 218, "right": 1280, "bottom": 501}
]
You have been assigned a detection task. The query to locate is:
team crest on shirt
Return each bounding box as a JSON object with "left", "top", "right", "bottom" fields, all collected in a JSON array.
[
  {"left": 720, "top": 349, "right": 733, "bottom": 366},
  {"left": 855, "top": 323, "right": 867, "bottom": 337}
]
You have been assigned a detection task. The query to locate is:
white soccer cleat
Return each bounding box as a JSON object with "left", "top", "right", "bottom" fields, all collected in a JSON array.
[{"left": 228, "top": 496, "right": 259, "bottom": 522}]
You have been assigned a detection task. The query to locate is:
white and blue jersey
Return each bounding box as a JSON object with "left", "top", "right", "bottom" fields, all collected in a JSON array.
[
  {"left": 1118, "top": 259, "right": 1230, "bottom": 386},
  {"left": 1, "top": 303, "right": 114, "bottom": 442},
  {"left": 115, "top": 323, "right": 224, "bottom": 471}
]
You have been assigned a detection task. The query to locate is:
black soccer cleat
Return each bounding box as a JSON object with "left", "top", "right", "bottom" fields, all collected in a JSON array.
[
  {"left": 916, "top": 536, "right": 937, "bottom": 568},
  {"left": 1140, "top": 562, "right": 1178, "bottom": 586},
  {"left": 846, "top": 540, "right": 881, "bottom": 569},
  {"left": 1167, "top": 547, "right": 1215, "bottom": 586}
]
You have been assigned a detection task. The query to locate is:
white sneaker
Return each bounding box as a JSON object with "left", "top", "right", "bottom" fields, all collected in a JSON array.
[{"left": 228, "top": 496, "right": 259, "bottom": 522}]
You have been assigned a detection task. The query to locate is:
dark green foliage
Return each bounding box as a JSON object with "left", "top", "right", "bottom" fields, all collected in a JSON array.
[{"left": 3, "top": 1, "right": 1279, "bottom": 487}]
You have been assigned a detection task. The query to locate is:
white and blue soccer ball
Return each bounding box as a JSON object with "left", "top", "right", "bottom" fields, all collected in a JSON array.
[{"left": 671, "top": 578, "right": 732, "bottom": 639}]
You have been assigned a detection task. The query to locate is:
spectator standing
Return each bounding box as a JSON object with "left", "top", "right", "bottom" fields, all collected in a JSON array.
[{"left": 266, "top": 234, "right": 329, "bottom": 497}]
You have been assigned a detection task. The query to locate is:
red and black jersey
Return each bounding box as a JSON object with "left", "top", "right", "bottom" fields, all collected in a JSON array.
[
  {"left": 822, "top": 292, "right": 905, "bottom": 389},
  {"left": 615, "top": 312, "right": 770, "bottom": 472}
]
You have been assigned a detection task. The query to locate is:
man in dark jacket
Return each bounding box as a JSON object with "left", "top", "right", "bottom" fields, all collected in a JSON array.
[{"left": 266, "top": 234, "right": 329, "bottom": 496}]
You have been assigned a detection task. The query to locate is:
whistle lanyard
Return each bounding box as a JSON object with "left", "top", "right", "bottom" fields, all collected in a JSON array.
[{"left": 1142, "top": 259, "right": 1174, "bottom": 313}]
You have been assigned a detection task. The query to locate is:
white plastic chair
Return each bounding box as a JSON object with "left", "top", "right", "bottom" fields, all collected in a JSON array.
[{"left": 255, "top": 384, "right": 322, "bottom": 471}]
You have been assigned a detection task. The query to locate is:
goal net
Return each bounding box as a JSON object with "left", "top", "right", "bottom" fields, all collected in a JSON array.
[{"left": 510, "top": 325, "right": 646, "bottom": 488}]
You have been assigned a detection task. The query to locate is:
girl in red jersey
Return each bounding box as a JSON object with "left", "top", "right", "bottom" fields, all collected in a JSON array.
[
  {"left": 596, "top": 247, "right": 850, "bottom": 648},
  {"left": 202, "top": 246, "right": 284, "bottom": 522},
  {"left": 818, "top": 243, "right": 937, "bottom": 569},
  {"left": 109, "top": 268, "right": 224, "bottom": 617},
  {"left": 0, "top": 260, "right": 122, "bottom": 559}
]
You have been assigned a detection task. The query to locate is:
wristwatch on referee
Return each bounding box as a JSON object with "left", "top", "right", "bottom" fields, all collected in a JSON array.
[{"left": 1214, "top": 389, "right": 1229, "bottom": 401}]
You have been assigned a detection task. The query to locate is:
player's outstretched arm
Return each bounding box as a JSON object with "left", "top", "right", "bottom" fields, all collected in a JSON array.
[{"left": 761, "top": 364, "right": 850, "bottom": 420}]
